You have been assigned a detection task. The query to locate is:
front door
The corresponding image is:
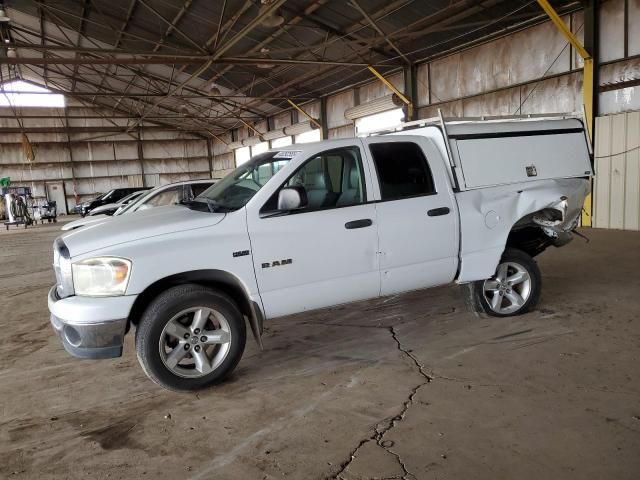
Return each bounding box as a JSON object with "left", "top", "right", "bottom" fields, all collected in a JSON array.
[
  {"left": 46, "top": 182, "right": 67, "bottom": 214},
  {"left": 248, "top": 144, "right": 380, "bottom": 318},
  {"left": 364, "top": 137, "right": 459, "bottom": 296}
]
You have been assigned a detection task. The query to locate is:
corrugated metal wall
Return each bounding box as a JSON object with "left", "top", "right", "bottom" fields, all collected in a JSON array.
[{"left": 593, "top": 111, "right": 640, "bottom": 230}]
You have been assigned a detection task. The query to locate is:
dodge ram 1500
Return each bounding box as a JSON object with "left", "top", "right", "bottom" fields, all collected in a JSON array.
[{"left": 49, "top": 114, "right": 592, "bottom": 391}]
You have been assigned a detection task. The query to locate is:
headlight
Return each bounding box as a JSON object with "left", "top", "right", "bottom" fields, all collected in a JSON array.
[{"left": 72, "top": 257, "right": 131, "bottom": 297}]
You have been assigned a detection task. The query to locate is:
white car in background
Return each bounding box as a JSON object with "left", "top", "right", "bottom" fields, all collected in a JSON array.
[{"left": 62, "top": 179, "right": 216, "bottom": 231}]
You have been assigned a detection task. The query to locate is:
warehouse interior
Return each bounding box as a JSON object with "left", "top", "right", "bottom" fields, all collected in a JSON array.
[{"left": 1, "top": 0, "right": 639, "bottom": 478}]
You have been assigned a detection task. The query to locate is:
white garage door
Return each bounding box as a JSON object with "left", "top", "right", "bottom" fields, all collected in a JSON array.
[{"left": 593, "top": 111, "right": 640, "bottom": 230}]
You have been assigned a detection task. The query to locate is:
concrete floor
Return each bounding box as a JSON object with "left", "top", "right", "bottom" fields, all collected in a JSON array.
[{"left": 0, "top": 220, "right": 639, "bottom": 480}]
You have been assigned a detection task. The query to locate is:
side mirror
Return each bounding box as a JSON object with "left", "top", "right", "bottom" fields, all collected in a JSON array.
[{"left": 277, "top": 186, "right": 308, "bottom": 211}]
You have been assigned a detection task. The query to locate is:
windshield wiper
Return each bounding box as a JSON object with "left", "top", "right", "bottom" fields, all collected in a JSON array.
[{"left": 183, "top": 197, "right": 234, "bottom": 213}]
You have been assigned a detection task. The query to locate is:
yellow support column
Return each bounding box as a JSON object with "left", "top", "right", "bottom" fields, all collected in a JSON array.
[
  {"left": 536, "top": 0, "right": 594, "bottom": 226},
  {"left": 582, "top": 58, "right": 594, "bottom": 226}
]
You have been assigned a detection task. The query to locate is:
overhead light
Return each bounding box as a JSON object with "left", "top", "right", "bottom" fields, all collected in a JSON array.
[
  {"left": 259, "top": 1, "right": 284, "bottom": 28},
  {"left": 208, "top": 84, "right": 221, "bottom": 96},
  {"left": 256, "top": 48, "right": 275, "bottom": 69},
  {"left": 178, "top": 105, "right": 189, "bottom": 115},
  {"left": 6, "top": 47, "right": 16, "bottom": 58},
  {"left": 0, "top": 9, "right": 10, "bottom": 22}
]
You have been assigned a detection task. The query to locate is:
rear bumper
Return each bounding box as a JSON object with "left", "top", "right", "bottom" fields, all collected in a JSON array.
[{"left": 48, "top": 287, "right": 136, "bottom": 359}]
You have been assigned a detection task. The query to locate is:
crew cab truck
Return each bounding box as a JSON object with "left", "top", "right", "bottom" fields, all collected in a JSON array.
[{"left": 48, "top": 114, "right": 592, "bottom": 391}]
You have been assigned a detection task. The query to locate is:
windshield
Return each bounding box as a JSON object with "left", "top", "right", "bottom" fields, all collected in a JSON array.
[
  {"left": 191, "top": 152, "right": 290, "bottom": 212},
  {"left": 116, "top": 186, "right": 159, "bottom": 215},
  {"left": 101, "top": 190, "right": 116, "bottom": 201},
  {"left": 118, "top": 190, "right": 144, "bottom": 204}
]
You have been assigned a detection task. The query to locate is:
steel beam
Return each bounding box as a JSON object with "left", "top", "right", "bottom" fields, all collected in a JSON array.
[
  {"left": 137, "top": 128, "right": 146, "bottom": 187},
  {"left": 206, "top": 138, "right": 214, "bottom": 179},
  {"left": 320, "top": 96, "right": 329, "bottom": 140},
  {"left": 367, "top": 65, "right": 412, "bottom": 106},
  {"left": 0, "top": 56, "right": 396, "bottom": 67},
  {"left": 137, "top": 0, "right": 206, "bottom": 54},
  {"left": 404, "top": 63, "right": 418, "bottom": 120},
  {"left": 286, "top": 98, "right": 323, "bottom": 132},
  {"left": 350, "top": 0, "right": 410, "bottom": 64}
]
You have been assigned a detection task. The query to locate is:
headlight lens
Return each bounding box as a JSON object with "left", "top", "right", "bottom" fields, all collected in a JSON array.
[{"left": 72, "top": 257, "right": 131, "bottom": 297}]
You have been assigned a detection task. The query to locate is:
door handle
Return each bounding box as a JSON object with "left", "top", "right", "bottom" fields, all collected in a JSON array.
[
  {"left": 427, "top": 207, "right": 450, "bottom": 217},
  {"left": 345, "top": 218, "right": 373, "bottom": 229}
]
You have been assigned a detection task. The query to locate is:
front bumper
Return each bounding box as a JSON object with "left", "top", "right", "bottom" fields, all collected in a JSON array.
[{"left": 48, "top": 287, "right": 136, "bottom": 359}]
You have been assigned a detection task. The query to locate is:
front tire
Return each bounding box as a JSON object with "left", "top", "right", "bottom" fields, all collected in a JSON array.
[
  {"left": 470, "top": 248, "right": 541, "bottom": 317},
  {"left": 135, "top": 284, "right": 246, "bottom": 391}
]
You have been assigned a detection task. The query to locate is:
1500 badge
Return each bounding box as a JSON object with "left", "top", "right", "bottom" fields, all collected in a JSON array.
[{"left": 262, "top": 259, "right": 293, "bottom": 268}]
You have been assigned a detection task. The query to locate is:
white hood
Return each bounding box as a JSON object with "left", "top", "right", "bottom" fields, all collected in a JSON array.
[
  {"left": 60, "top": 205, "right": 225, "bottom": 257},
  {"left": 61, "top": 214, "right": 112, "bottom": 231}
]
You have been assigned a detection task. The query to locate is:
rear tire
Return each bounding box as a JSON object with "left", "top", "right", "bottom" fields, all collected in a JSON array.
[
  {"left": 135, "top": 284, "right": 246, "bottom": 391},
  {"left": 469, "top": 248, "right": 541, "bottom": 317}
]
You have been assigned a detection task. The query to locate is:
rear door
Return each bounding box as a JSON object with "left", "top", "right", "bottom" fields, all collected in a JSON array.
[{"left": 363, "top": 137, "right": 459, "bottom": 296}]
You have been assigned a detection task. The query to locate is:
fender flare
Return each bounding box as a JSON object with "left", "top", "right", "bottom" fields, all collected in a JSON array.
[{"left": 127, "top": 269, "right": 265, "bottom": 349}]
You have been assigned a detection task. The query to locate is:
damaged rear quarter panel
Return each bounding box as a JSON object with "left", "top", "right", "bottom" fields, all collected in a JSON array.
[{"left": 455, "top": 178, "right": 590, "bottom": 283}]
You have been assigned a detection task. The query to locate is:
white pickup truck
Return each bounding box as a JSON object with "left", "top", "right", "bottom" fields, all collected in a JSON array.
[{"left": 49, "top": 115, "right": 592, "bottom": 391}]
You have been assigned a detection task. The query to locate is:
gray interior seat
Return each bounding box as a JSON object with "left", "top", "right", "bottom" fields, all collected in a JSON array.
[
  {"left": 305, "top": 172, "right": 329, "bottom": 208},
  {"left": 337, "top": 163, "right": 361, "bottom": 206}
]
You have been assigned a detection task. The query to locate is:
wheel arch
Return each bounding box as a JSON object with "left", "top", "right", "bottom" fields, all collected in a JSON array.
[
  {"left": 128, "top": 269, "right": 264, "bottom": 348},
  {"left": 458, "top": 206, "right": 570, "bottom": 283}
]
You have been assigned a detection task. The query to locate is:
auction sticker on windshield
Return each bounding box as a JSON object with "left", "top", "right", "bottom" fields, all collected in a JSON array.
[{"left": 274, "top": 150, "right": 301, "bottom": 159}]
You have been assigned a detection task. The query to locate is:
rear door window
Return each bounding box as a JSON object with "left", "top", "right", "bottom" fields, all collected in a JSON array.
[{"left": 369, "top": 142, "right": 436, "bottom": 200}]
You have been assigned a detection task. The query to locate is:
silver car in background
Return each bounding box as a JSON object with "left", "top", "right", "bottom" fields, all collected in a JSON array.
[
  {"left": 87, "top": 190, "right": 148, "bottom": 217},
  {"left": 62, "top": 179, "right": 217, "bottom": 231}
]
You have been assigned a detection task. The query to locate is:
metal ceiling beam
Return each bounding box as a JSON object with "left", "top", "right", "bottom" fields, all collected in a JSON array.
[
  {"left": 11, "top": 7, "right": 276, "bottom": 119},
  {"left": 220, "top": 0, "right": 507, "bottom": 123},
  {"left": 212, "top": 0, "right": 289, "bottom": 60},
  {"left": 33, "top": 1, "right": 199, "bottom": 54},
  {"left": 12, "top": 9, "right": 246, "bottom": 129},
  {"left": 207, "top": 0, "right": 328, "bottom": 87},
  {"left": 279, "top": 3, "right": 393, "bottom": 60},
  {"left": 350, "top": 0, "right": 410, "bottom": 64},
  {"left": 0, "top": 90, "right": 314, "bottom": 100},
  {"left": 17, "top": 61, "right": 226, "bottom": 138},
  {"left": 91, "top": 0, "right": 139, "bottom": 104},
  {"left": 137, "top": 0, "right": 206, "bottom": 54},
  {"left": 70, "top": 0, "right": 91, "bottom": 94},
  {"left": 37, "top": 6, "right": 48, "bottom": 88},
  {"left": 1, "top": 55, "right": 397, "bottom": 67},
  {"left": 215, "top": 0, "right": 419, "bottom": 106}
]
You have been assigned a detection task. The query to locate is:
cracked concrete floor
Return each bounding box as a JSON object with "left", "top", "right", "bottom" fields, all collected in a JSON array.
[{"left": 1, "top": 221, "right": 639, "bottom": 480}]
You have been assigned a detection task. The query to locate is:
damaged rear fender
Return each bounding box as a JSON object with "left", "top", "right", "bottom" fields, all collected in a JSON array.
[{"left": 455, "top": 178, "right": 590, "bottom": 283}]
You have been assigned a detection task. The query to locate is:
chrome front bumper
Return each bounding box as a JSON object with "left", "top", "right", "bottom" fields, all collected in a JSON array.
[{"left": 48, "top": 287, "right": 135, "bottom": 359}]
